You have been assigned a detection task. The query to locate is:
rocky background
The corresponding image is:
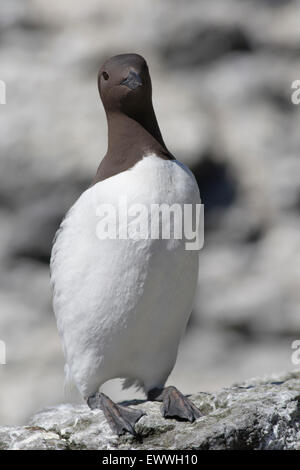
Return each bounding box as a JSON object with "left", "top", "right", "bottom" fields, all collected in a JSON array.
[{"left": 1, "top": 0, "right": 300, "bottom": 426}]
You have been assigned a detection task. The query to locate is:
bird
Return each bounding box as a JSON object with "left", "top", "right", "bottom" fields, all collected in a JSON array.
[{"left": 50, "top": 53, "right": 202, "bottom": 437}]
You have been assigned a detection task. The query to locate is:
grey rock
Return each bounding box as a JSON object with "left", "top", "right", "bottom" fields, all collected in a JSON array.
[
  {"left": 159, "top": 24, "right": 253, "bottom": 68},
  {"left": 1, "top": 371, "right": 300, "bottom": 450},
  {"left": 7, "top": 175, "right": 89, "bottom": 264}
]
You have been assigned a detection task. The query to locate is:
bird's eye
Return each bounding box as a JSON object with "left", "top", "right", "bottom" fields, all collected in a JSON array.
[{"left": 102, "top": 71, "right": 109, "bottom": 81}]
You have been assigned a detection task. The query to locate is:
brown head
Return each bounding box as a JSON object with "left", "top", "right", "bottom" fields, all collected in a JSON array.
[
  {"left": 98, "top": 53, "right": 152, "bottom": 119},
  {"left": 93, "top": 53, "right": 174, "bottom": 184}
]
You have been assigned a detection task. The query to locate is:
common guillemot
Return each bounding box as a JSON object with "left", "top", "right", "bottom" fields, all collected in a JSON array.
[{"left": 50, "top": 53, "right": 201, "bottom": 437}]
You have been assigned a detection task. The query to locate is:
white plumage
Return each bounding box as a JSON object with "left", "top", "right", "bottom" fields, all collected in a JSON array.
[{"left": 50, "top": 154, "right": 200, "bottom": 399}]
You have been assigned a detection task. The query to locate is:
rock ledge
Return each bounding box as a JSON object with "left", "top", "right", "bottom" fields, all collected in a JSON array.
[{"left": 1, "top": 372, "right": 300, "bottom": 450}]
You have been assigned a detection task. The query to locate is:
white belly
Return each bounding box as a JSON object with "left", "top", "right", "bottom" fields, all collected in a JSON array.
[{"left": 50, "top": 155, "right": 200, "bottom": 398}]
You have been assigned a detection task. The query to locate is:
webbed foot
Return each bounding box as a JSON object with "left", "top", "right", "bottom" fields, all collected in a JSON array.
[
  {"left": 88, "top": 392, "right": 145, "bottom": 437},
  {"left": 148, "top": 385, "right": 202, "bottom": 422}
]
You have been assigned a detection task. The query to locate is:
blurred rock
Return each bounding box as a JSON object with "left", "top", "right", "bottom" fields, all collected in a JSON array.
[
  {"left": 8, "top": 175, "right": 89, "bottom": 264},
  {"left": 160, "top": 25, "right": 253, "bottom": 68}
]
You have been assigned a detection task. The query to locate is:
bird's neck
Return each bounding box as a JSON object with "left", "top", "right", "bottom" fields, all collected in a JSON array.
[
  {"left": 108, "top": 106, "right": 166, "bottom": 153},
  {"left": 92, "top": 107, "right": 174, "bottom": 184}
]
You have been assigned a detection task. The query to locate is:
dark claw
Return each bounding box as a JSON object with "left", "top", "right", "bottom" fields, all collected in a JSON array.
[
  {"left": 88, "top": 392, "right": 145, "bottom": 437},
  {"left": 148, "top": 386, "right": 202, "bottom": 422}
]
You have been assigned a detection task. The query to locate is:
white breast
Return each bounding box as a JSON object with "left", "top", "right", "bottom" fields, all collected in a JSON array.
[{"left": 51, "top": 154, "right": 200, "bottom": 398}]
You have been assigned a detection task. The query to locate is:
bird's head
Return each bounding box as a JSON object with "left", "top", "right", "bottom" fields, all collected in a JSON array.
[{"left": 98, "top": 53, "right": 152, "bottom": 117}]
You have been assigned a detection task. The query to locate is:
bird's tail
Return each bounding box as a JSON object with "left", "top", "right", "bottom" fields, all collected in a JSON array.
[
  {"left": 63, "top": 364, "right": 82, "bottom": 403},
  {"left": 122, "top": 377, "right": 143, "bottom": 392}
]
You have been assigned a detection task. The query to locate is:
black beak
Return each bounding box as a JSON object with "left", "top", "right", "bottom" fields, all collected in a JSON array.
[{"left": 121, "top": 71, "right": 143, "bottom": 90}]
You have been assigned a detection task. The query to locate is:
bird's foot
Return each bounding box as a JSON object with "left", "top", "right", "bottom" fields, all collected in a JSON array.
[
  {"left": 87, "top": 392, "right": 145, "bottom": 437},
  {"left": 148, "top": 386, "right": 202, "bottom": 422}
]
